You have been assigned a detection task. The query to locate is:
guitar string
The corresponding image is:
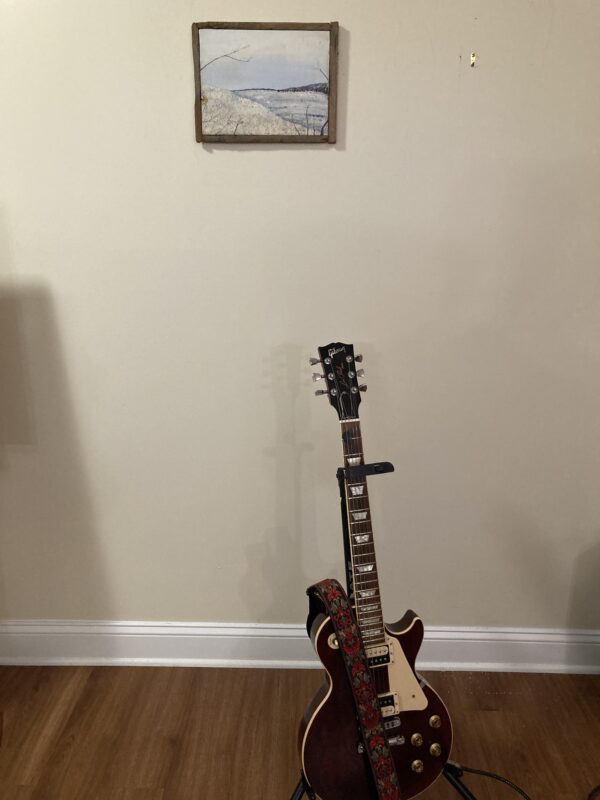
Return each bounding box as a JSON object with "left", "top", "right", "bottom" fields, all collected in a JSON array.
[
  {"left": 357, "top": 417, "right": 390, "bottom": 696},
  {"left": 348, "top": 413, "right": 388, "bottom": 695}
]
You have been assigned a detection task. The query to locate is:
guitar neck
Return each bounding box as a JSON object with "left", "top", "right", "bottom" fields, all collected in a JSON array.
[{"left": 340, "top": 419, "right": 386, "bottom": 647}]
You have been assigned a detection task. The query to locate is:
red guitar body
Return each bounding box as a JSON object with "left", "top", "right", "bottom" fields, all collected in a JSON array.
[{"left": 299, "top": 609, "right": 452, "bottom": 799}]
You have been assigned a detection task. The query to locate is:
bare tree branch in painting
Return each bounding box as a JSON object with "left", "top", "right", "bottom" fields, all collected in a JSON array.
[
  {"left": 305, "top": 105, "right": 311, "bottom": 135},
  {"left": 320, "top": 117, "right": 328, "bottom": 136},
  {"left": 200, "top": 45, "right": 251, "bottom": 72},
  {"left": 233, "top": 119, "right": 243, "bottom": 134},
  {"left": 216, "top": 115, "right": 233, "bottom": 135},
  {"left": 318, "top": 67, "right": 329, "bottom": 82}
]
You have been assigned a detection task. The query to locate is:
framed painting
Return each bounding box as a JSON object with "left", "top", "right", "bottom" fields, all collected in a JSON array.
[{"left": 191, "top": 22, "right": 338, "bottom": 144}]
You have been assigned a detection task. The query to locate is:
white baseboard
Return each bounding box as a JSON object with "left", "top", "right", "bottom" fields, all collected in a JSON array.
[{"left": 0, "top": 620, "right": 598, "bottom": 673}]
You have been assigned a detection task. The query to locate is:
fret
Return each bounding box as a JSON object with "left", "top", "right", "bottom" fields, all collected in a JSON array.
[{"left": 361, "top": 629, "right": 384, "bottom": 639}]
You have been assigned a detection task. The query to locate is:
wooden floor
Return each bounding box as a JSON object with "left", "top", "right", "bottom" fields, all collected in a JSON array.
[{"left": 0, "top": 667, "right": 598, "bottom": 799}]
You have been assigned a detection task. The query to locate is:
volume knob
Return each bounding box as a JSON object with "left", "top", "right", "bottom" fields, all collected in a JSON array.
[
  {"left": 410, "top": 733, "right": 423, "bottom": 747},
  {"left": 411, "top": 760, "right": 424, "bottom": 773},
  {"left": 430, "top": 743, "right": 442, "bottom": 757},
  {"left": 429, "top": 715, "right": 442, "bottom": 729}
]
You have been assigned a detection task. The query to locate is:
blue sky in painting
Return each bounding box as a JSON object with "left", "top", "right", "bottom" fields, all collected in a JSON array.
[{"left": 199, "top": 28, "right": 330, "bottom": 90}]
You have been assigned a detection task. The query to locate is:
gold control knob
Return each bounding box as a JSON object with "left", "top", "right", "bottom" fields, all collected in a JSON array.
[
  {"left": 410, "top": 733, "right": 423, "bottom": 747},
  {"left": 429, "top": 715, "right": 442, "bottom": 729},
  {"left": 430, "top": 743, "right": 442, "bottom": 757},
  {"left": 411, "top": 760, "right": 424, "bottom": 774}
]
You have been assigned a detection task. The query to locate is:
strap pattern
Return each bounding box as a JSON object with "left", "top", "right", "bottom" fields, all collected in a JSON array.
[{"left": 308, "top": 578, "right": 401, "bottom": 800}]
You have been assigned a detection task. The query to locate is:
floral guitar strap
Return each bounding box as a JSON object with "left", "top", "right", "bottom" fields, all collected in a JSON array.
[{"left": 307, "top": 578, "right": 401, "bottom": 800}]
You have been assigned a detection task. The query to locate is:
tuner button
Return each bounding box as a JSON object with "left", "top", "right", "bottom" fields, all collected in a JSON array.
[
  {"left": 357, "top": 369, "right": 365, "bottom": 378},
  {"left": 355, "top": 354, "right": 363, "bottom": 362},
  {"left": 312, "top": 373, "right": 325, "bottom": 382},
  {"left": 328, "top": 373, "right": 334, "bottom": 380},
  {"left": 359, "top": 384, "right": 367, "bottom": 392},
  {"left": 348, "top": 371, "right": 355, "bottom": 378},
  {"left": 324, "top": 357, "right": 332, "bottom": 365},
  {"left": 411, "top": 760, "right": 424, "bottom": 774},
  {"left": 309, "top": 357, "right": 320, "bottom": 366},
  {"left": 314, "top": 389, "right": 328, "bottom": 396},
  {"left": 351, "top": 387, "right": 359, "bottom": 394},
  {"left": 346, "top": 355, "right": 353, "bottom": 363},
  {"left": 430, "top": 743, "right": 442, "bottom": 757},
  {"left": 330, "top": 388, "right": 338, "bottom": 396}
]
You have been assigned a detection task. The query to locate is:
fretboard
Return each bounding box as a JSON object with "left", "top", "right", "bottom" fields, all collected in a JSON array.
[{"left": 340, "top": 419, "right": 385, "bottom": 647}]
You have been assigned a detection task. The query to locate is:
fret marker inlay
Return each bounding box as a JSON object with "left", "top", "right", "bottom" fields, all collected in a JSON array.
[
  {"left": 350, "top": 485, "right": 365, "bottom": 496},
  {"left": 352, "top": 511, "right": 368, "bottom": 521},
  {"left": 357, "top": 563, "right": 374, "bottom": 573},
  {"left": 354, "top": 534, "right": 370, "bottom": 544}
]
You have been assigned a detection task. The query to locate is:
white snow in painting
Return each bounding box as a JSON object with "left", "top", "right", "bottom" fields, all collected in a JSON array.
[
  {"left": 199, "top": 28, "right": 330, "bottom": 136},
  {"left": 201, "top": 88, "right": 311, "bottom": 136}
]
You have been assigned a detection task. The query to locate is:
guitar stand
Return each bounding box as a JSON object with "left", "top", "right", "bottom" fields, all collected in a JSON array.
[
  {"left": 288, "top": 461, "right": 482, "bottom": 800},
  {"left": 289, "top": 762, "right": 478, "bottom": 800}
]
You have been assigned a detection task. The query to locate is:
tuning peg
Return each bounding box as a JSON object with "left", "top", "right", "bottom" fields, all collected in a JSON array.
[
  {"left": 355, "top": 354, "right": 363, "bottom": 363},
  {"left": 315, "top": 389, "right": 329, "bottom": 396},
  {"left": 359, "top": 384, "right": 367, "bottom": 392},
  {"left": 309, "top": 357, "right": 321, "bottom": 366},
  {"left": 312, "top": 373, "right": 325, "bottom": 382},
  {"left": 357, "top": 369, "right": 365, "bottom": 378}
]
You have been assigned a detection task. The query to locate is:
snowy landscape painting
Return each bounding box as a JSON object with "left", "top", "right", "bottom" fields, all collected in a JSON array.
[{"left": 192, "top": 23, "right": 338, "bottom": 143}]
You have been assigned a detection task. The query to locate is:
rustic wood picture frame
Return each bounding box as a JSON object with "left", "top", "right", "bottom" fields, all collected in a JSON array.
[{"left": 191, "top": 21, "right": 339, "bottom": 144}]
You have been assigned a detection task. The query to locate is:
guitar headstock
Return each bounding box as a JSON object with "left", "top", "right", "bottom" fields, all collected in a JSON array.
[{"left": 309, "top": 342, "right": 366, "bottom": 420}]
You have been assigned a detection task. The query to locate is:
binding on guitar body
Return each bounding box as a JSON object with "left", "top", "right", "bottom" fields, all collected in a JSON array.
[{"left": 298, "top": 342, "right": 452, "bottom": 800}]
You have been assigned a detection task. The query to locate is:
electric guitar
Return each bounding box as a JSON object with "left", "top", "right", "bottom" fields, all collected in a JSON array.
[{"left": 298, "top": 342, "right": 452, "bottom": 799}]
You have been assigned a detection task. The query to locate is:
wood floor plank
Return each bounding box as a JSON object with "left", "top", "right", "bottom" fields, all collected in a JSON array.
[{"left": 0, "top": 666, "right": 598, "bottom": 799}]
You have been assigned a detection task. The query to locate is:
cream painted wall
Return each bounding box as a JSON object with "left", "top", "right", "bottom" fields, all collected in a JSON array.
[{"left": 1, "top": 0, "right": 599, "bottom": 630}]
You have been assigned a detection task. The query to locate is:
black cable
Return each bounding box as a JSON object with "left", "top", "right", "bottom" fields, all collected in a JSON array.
[
  {"left": 588, "top": 785, "right": 600, "bottom": 800},
  {"left": 459, "top": 763, "right": 532, "bottom": 800}
]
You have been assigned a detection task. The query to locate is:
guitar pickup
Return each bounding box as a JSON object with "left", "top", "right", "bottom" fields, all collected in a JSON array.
[
  {"left": 378, "top": 692, "right": 400, "bottom": 717},
  {"left": 366, "top": 642, "right": 393, "bottom": 668},
  {"left": 367, "top": 650, "right": 390, "bottom": 668}
]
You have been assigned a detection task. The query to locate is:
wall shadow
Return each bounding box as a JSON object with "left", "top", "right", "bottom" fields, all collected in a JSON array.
[
  {"left": 0, "top": 281, "right": 111, "bottom": 623},
  {"left": 239, "top": 343, "right": 316, "bottom": 622},
  {"left": 569, "top": 541, "right": 600, "bottom": 630},
  {"left": 568, "top": 540, "right": 600, "bottom": 670}
]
